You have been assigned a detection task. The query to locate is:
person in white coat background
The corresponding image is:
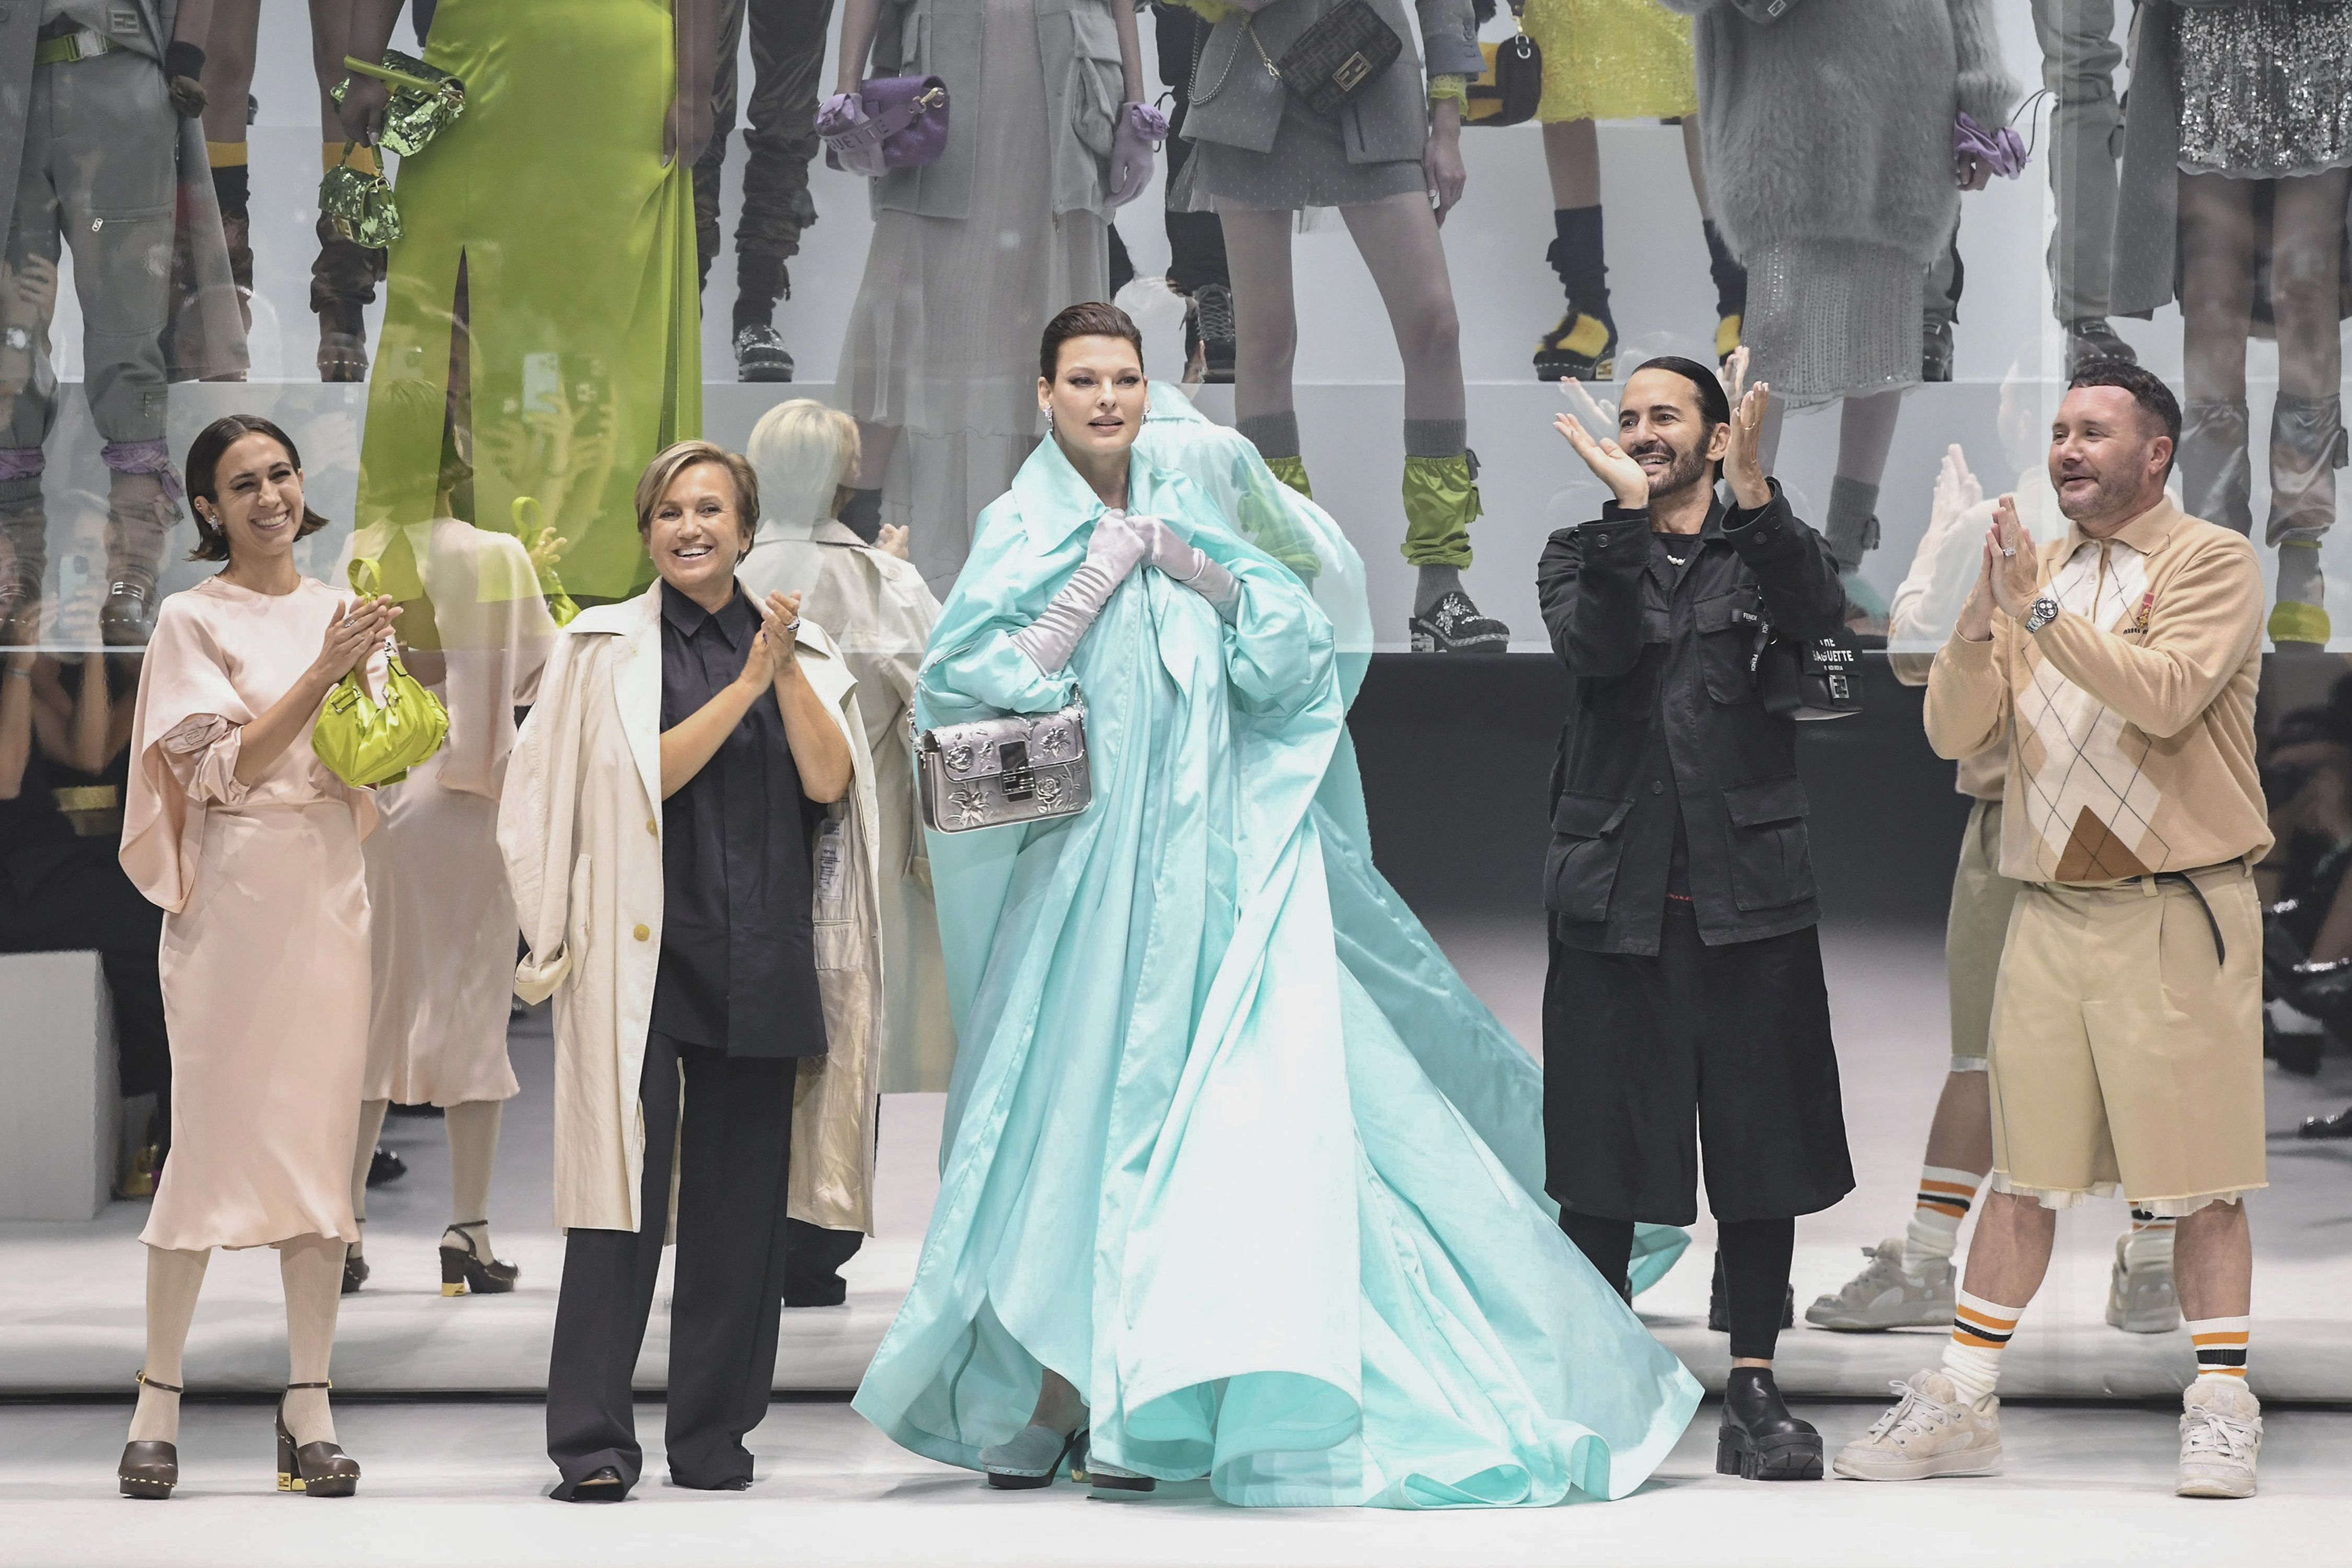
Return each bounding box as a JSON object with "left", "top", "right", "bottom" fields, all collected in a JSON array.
[
  {"left": 497, "top": 440, "right": 882, "bottom": 1503},
  {"left": 740, "top": 399, "right": 954, "bottom": 1308},
  {"left": 342, "top": 516, "right": 558, "bottom": 1300}
]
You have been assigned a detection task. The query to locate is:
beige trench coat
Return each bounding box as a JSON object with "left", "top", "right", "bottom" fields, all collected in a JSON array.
[{"left": 496, "top": 579, "right": 886, "bottom": 1237}]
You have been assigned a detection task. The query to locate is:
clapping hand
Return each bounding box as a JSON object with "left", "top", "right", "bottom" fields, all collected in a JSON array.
[
  {"left": 1723, "top": 372, "right": 1772, "bottom": 511},
  {"left": 315, "top": 595, "right": 401, "bottom": 684},
  {"left": 876, "top": 523, "right": 911, "bottom": 561},
  {"left": 1553, "top": 378, "right": 1647, "bottom": 509},
  {"left": 1983, "top": 497, "right": 2040, "bottom": 618},
  {"left": 739, "top": 590, "right": 804, "bottom": 690},
  {"left": 524, "top": 524, "right": 569, "bottom": 581},
  {"left": 1931, "top": 444, "right": 1985, "bottom": 537}
]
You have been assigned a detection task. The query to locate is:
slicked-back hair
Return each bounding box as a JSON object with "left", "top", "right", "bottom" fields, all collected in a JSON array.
[{"left": 1040, "top": 301, "right": 1144, "bottom": 381}]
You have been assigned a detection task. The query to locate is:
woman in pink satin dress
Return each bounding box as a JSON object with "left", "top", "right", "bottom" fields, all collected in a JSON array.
[{"left": 113, "top": 415, "right": 399, "bottom": 1502}]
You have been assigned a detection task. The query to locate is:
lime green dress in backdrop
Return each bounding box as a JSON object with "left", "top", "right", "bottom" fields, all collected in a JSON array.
[{"left": 355, "top": 0, "right": 700, "bottom": 603}]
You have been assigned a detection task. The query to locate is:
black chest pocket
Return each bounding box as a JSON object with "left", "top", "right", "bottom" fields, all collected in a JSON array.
[{"left": 1694, "top": 587, "right": 1766, "bottom": 705}]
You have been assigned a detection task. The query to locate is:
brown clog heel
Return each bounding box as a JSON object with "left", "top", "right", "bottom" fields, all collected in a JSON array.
[{"left": 275, "top": 1382, "right": 360, "bottom": 1497}]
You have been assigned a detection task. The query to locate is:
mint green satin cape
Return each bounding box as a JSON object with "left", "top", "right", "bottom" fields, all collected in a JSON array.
[{"left": 851, "top": 389, "right": 1699, "bottom": 1507}]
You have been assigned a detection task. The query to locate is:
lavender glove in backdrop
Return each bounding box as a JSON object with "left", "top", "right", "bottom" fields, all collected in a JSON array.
[{"left": 1106, "top": 102, "right": 1170, "bottom": 210}]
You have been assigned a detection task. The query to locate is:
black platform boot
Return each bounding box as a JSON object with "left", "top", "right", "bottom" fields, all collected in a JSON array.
[{"left": 1716, "top": 1366, "right": 1823, "bottom": 1481}]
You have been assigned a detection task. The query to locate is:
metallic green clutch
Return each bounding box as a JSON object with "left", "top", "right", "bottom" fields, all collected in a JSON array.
[
  {"left": 330, "top": 51, "right": 467, "bottom": 158},
  {"left": 321, "top": 148, "right": 401, "bottom": 248},
  {"left": 321, "top": 53, "right": 467, "bottom": 247}
]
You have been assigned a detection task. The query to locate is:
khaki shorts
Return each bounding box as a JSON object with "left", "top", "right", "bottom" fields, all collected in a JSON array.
[
  {"left": 1986, "top": 866, "right": 2267, "bottom": 1216},
  {"left": 1945, "top": 798, "right": 2023, "bottom": 1068}
]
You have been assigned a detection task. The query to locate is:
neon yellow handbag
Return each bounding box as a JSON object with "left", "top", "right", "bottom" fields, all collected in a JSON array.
[
  {"left": 310, "top": 639, "right": 450, "bottom": 788},
  {"left": 313, "top": 557, "right": 451, "bottom": 787}
]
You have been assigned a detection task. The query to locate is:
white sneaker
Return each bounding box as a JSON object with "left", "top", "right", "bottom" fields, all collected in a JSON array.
[
  {"left": 1832, "top": 1371, "right": 2003, "bottom": 1481},
  {"left": 1805, "top": 1239, "right": 1955, "bottom": 1331},
  {"left": 2105, "top": 1233, "right": 2182, "bottom": 1334},
  {"left": 2177, "top": 1379, "right": 2262, "bottom": 1498}
]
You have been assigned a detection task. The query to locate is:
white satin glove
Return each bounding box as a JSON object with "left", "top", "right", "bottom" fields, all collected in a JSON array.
[
  {"left": 1137, "top": 514, "right": 1240, "bottom": 620},
  {"left": 1009, "top": 509, "right": 1154, "bottom": 675}
]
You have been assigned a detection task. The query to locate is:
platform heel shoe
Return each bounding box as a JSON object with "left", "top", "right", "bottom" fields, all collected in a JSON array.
[
  {"left": 275, "top": 1382, "right": 360, "bottom": 1496},
  {"left": 979, "top": 1424, "right": 1087, "bottom": 1490},
  {"left": 1715, "top": 1367, "right": 1823, "bottom": 1481},
  {"left": 440, "top": 1223, "right": 520, "bottom": 1296},
  {"left": 118, "top": 1372, "right": 181, "bottom": 1498}
]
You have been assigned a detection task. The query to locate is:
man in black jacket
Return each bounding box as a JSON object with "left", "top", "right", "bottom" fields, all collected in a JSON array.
[{"left": 1539, "top": 356, "right": 1854, "bottom": 1483}]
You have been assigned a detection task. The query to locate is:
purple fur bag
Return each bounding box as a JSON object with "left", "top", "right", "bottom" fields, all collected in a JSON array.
[{"left": 818, "top": 76, "right": 951, "bottom": 178}]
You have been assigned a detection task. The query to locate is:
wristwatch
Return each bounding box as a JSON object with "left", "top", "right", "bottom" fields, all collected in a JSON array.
[
  {"left": 2023, "top": 595, "right": 2061, "bottom": 634},
  {"left": 3, "top": 326, "right": 28, "bottom": 352}
]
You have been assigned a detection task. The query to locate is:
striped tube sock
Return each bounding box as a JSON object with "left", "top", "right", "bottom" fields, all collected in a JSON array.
[
  {"left": 1901, "top": 1165, "right": 1984, "bottom": 1272},
  {"left": 1941, "top": 1289, "right": 2024, "bottom": 1404},
  {"left": 2188, "top": 1316, "right": 2250, "bottom": 1382}
]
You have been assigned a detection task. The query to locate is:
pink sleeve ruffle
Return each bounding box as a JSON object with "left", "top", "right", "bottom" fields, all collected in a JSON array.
[{"left": 158, "top": 713, "right": 252, "bottom": 807}]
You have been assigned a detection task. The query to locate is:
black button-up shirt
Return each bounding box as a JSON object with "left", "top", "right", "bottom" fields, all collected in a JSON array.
[{"left": 650, "top": 582, "right": 828, "bottom": 1059}]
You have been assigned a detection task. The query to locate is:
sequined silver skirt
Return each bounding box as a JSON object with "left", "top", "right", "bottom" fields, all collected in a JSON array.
[{"left": 2176, "top": 0, "right": 2352, "bottom": 177}]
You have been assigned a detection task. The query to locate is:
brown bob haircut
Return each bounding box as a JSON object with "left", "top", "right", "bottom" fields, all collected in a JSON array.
[
  {"left": 1039, "top": 300, "right": 1144, "bottom": 381},
  {"left": 184, "top": 414, "right": 335, "bottom": 562},
  {"left": 633, "top": 441, "right": 763, "bottom": 556}
]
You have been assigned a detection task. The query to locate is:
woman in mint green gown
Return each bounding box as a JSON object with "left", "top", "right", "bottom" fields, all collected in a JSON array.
[{"left": 851, "top": 315, "right": 1700, "bottom": 1508}]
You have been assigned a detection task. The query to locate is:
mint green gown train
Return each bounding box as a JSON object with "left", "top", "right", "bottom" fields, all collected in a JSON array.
[{"left": 851, "top": 389, "right": 1700, "bottom": 1507}]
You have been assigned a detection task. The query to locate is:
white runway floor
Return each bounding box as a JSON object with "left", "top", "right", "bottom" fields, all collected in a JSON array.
[
  {"left": 4, "top": 1397, "right": 2347, "bottom": 1568},
  {"left": 7, "top": 920, "right": 2348, "bottom": 1403}
]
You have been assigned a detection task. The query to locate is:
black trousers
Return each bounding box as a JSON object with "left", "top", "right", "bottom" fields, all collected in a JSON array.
[
  {"left": 546, "top": 1033, "right": 795, "bottom": 1493},
  {"left": 1560, "top": 1211, "right": 1796, "bottom": 1362},
  {"left": 1543, "top": 900, "right": 1853, "bottom": 1227},
  {"left": 692, "top": 0, "right": 836, "bottom": 309}
]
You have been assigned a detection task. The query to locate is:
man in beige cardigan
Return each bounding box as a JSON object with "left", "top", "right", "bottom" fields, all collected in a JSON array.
[{"left": 1836, "top": 365, "right": 2271, "bottom": 1498}]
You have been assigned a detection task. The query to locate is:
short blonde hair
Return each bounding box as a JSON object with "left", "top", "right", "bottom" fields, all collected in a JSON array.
[
  {"left": 745, "top": 400, "right": 861, "bottom": 530},
  {"left": 633, "top": 441, "right": 760, "bottom": 550}
]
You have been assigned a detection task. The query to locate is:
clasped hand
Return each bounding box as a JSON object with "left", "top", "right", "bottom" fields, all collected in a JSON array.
[
  {"left": 1087, "top": 511, "right": 1196, "bottom": 584},
  {"left": 1955, "top": 497, "right": 2041, "bottom": 641},
  {"left": 734, "top": 591, "right": 804, "bottom": 690},
  {"left": 313, "top": 595, "right": 401, "bottom": 687}
]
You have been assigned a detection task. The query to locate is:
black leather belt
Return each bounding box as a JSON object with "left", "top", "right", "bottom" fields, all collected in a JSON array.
[{"left": 2122, "top": 868, "right": 2231, "bottom": 966}]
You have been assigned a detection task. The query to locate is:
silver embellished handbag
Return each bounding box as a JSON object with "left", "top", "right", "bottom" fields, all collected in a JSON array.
[{"left": 916, "top": 696, "right": 1092, "bottom": 834}]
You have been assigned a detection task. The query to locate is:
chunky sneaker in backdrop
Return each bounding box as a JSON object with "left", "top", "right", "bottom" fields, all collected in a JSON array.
[
  {"left": 1186, "top": 283, "right": 1236, "bottom": 385},
  {"left": 1806, "top": 1240, "right": 1955, "bottom": 1332},
  {"left": 734, "top": 324, "right": 796, "bottom": 383},
  {"left": 2105, "top": 1233, "right": 2182, "bottom": 1334},
  {"left": 1534, "top": 308, "right": 1617, "bottom": 383},
  {"left": 2176, "top": 1378, "right": 2262, "bottom": 1499},
  {"left": 1407, "top": 590, "right": 1509, "bottom": 654},
  {"left": 1832, "top": 1371, "right": 2003, "bottom": 1481}
]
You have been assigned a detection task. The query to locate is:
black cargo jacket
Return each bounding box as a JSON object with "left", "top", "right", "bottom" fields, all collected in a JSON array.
[{"left": 1537, "top": 480, "right": 1846, "bottom": 955}]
